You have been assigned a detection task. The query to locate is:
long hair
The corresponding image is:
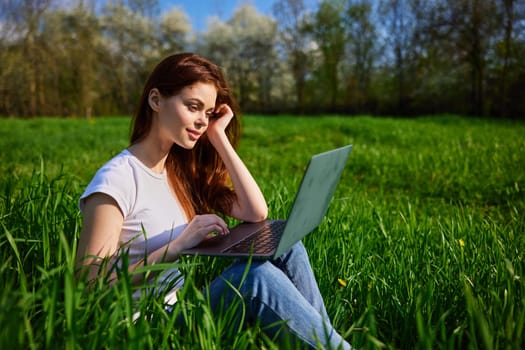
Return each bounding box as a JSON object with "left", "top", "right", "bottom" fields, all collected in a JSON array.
[{"left": 130, "top": 53, "right": 241, "bottom": 219}]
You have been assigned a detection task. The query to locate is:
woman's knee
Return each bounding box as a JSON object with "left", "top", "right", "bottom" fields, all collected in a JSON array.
[
  {"left": 211, "top": 260, "right": 275, "bottom": 294},
  {"left": 288, "top": 241, "right": 308, "bottom": 258}
]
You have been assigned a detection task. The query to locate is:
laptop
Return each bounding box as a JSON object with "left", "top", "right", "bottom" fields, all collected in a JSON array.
[{"left": 181, "top": 144, "right": 352, "bottom": 259}]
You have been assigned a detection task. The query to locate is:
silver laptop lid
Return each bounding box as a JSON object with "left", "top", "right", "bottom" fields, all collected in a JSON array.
[{"left": 273, "top": 145, "right": 352, "bottom": 257}]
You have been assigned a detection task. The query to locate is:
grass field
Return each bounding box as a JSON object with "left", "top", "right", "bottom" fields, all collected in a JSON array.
[{"left": 0, "top": 115, "right": 524, "bottom": 349}]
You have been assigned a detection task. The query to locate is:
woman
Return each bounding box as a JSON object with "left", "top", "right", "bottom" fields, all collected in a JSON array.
[{"left": 76, "top": 53, "right": 351, "bottom": 349}]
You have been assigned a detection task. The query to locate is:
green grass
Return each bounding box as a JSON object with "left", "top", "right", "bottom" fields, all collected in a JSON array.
[{"left": 0, "top": 115, "right": 524, "bottom": 349}]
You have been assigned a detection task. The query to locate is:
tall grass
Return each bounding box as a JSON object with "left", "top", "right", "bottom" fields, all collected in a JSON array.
[{"left": 0, "top": 115, "right": 523, "bottom": 349}]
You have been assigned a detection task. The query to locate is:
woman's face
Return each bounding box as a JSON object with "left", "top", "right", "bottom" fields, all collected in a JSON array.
[{"left": 152, "top": 82, "right": 217, "bottom": 150}]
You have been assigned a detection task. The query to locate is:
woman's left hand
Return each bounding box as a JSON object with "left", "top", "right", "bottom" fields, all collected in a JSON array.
[{"left": 207, "top": 104, "right": 234, "bottom": 145}]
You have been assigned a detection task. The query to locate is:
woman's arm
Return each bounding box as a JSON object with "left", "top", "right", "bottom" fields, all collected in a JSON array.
[
  {"left": 76, "top": 193, "right": 124, "bottom": 283},
  {"left": 207, "top": 104, "right": 268, "bottom": 222},
  {"left": 77, "top": 193, "right": 229, "bottom": 284}
]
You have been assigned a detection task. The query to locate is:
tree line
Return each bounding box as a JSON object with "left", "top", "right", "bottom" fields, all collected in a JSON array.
[{"left": 1, "top": 0, "right": 524, "bottom": 118}]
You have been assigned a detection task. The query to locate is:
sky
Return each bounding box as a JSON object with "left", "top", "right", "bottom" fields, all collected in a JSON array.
[{"left": 159, "top": 0, "right": 315, "bottom": 32}]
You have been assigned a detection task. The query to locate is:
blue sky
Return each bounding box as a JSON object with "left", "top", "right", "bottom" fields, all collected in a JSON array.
[{"left": 159, "top": 0, "right": 316, "bottom": 32}]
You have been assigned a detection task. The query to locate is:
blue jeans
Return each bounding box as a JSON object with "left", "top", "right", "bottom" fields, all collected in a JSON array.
[{"left": 206, "top": 242, "right": 352, "bottom": 349}]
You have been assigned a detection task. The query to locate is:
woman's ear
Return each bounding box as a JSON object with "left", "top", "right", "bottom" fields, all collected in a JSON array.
[{"left": 148, "top": 88, "right": 161, "bottom": 112}]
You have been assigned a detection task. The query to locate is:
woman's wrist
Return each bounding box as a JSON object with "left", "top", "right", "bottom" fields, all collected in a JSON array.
[
  {"left": 165, "top": 239, "right": 185, "bottom": 259},
  {"left": 207, "top": 129, "right": 230, "bottom": 150}
]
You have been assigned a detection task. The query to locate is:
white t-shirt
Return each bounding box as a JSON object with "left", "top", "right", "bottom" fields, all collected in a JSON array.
[{"left": 79, "top": 149, "right": 187, "bottom": 302}]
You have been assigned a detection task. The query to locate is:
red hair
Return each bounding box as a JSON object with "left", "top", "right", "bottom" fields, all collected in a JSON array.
[{"left": 130, "top": 53, "right": 241, "bottom": 219}]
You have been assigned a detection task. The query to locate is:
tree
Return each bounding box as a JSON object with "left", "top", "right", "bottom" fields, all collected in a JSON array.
[
  {"left": 199, "top": 5, "right": 278, "bottom": 112},
  {"left": 0, "top": 0, "right": 54, "bottom": 116},
  {"left": 100, "top": 2, "right": 157, "bottom": 113},
  {"left": 377, "top": 0, "right": 419, "bottom": 114},
  {"left": 158, "top": 7, "right": 191, "bottom": 56},
  {"left": 460, "top": 0, "right": 499, "bottom": 116},
  {"left": 273, "top": 0, "right": 313, "bottom": 113},
  {"left": 42, "top": 4, "right": 101, "bottom": 117},
  {"left": 428, "top": 0, "right": 499, "bottom": 116},
  {"left": 308, "top": 0, "right": 346, "bottom": 111},
  {"left": 491, "top": 0, "right": 525, "bottom": 117},
  {"left": 344, "top": 0, "right": 378, "bottom": 113}
]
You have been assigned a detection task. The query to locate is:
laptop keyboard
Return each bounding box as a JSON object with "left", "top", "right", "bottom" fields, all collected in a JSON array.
[{"left": 223, "top": 221, "right": 286, "bottom": 254}]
